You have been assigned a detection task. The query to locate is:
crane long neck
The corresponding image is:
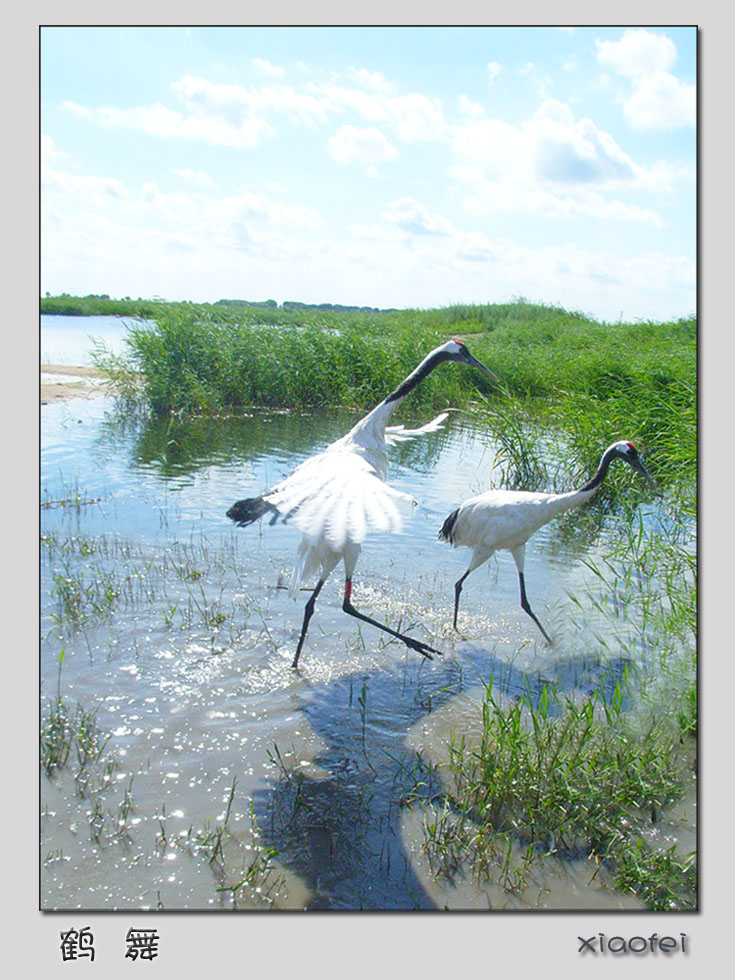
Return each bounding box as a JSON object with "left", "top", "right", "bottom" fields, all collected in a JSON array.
[
  {"left": 382, "top": 348, "right": 451, "bottom": 409},
  {"left": 578, "top": 446, "right": 618, "bottom": 493}
]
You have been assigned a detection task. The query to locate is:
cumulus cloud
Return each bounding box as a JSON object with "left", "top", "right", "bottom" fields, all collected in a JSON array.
[
  {"left": 251, "top": 58, "right": 285, "bottom": 79},
  {"left": 328, "top": 125, "right": 399, "bottom": 167},
  {"left": 621, "top": 70, "right": 695, "bottom": 131},
  {"left": 41, "top": 134, "right": 66, "bottom": 161},
  {"left": 381, "top": 198, "right": 454, "bottom": 236},
  {"left": 597, "top": 29, "right": 676, "bottom": 77},
  {"left": 42, "top": 162, "right": 128, "bottom": 204},
  {"left": 61, "top": 70, "right": 447, "bottom": 152},
  {"left": 348, "top": 67, "right": 397, "bottom": 95},
  {"left": 448, "top": 98, "right": 676, "bottom": 226},
  {"left": 458, "top": 94, "right": 485, "bottom": 119},
  {"left": 63, "top": 94, "right": 274, "bottom": 149},
  {"left": 172, "top": 168, "right": 214, "bottom": 189},
  {"left": 596, "top": 29, "right": 695, "bottom": 130},
  {"left": 530, "top": 99, "right": 636, "bottom": 185},
  {"left": 309, "top": 80, "right": 446, "bottom": 143},
  {"left": 487, "top": 61, "right": 503, "bottom": 84},
  {"left": 61, "top": 74, "right": 333, "bottom": 149},
  {"left": 389, "top": 93, "right": 446, "bottom": 142}
]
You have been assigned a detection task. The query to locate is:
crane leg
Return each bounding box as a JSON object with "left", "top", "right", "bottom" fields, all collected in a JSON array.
[
  {"left": 453, "top": 570, "right": 471, "bottom": 631},
  {"left": 518, "top": 572, "right": 552, "bottom": 645},
  {"left": 341, "top": 578, "right": 440, "bottom": 660},
  {"left": 292, "top": 579, "right": 325, "bottom": 669}
]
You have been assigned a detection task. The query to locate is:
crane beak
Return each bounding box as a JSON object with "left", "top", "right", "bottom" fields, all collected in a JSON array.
[
  {"left": 465, "top": 351, "right": 500, "bottom": 383},
  {"left": 631, "top": 456, "right": 658, "bottom": 492}
]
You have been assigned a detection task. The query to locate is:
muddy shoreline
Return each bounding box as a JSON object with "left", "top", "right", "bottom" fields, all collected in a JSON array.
[{"left": 41, "top": 364, "right": 109, "bottom": 404}]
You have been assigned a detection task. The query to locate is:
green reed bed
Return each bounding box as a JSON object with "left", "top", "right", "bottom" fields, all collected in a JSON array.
[
  {"left": 95, "top": 305, "right": 493, "bottom": 417},
  {"left": 89, "top": 300, "right": 694, "bottom": 483},
  {"left": 431, "top": 678, "right": 695, "bottom": 910}
]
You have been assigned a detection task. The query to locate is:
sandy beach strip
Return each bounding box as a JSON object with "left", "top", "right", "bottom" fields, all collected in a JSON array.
[{"left": 41, "top": 364, "right": 110, "bottom": 404}]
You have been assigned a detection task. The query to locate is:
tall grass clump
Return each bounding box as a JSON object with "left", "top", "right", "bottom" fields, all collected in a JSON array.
[
  {"left": 96, "top": 305, "right": 497, "bottom": 418},
  {"left": 92, "top": 300, "right": 694, "bottom": 506},
  {"left": 436, "top": 679, "right": 696, "bottom": 910}
]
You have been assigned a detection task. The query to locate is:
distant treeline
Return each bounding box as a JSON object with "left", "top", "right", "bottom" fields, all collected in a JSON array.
[
  {"left": 215, "top": 298, "right": 398, "bottom": 313},
  {"left": 41, "top": 294, "right": 398, "bottom": 317},
  {"left": 41, "top": 294, "right": 164, "bottom": 318}
]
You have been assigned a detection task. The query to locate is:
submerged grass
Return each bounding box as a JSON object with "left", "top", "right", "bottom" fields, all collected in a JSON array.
[{"left": 432, "top": 679, "right": 695, "bottom": 910}]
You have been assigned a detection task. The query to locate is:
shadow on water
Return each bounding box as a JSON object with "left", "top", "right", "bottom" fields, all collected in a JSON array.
[{"left": 253, "top": 645, "right": 633, "bottom": 910}]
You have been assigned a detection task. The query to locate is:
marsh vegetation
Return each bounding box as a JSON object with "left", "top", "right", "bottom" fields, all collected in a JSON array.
[{"left": 41, "top": 299, "right": 696, "bottom": 909}]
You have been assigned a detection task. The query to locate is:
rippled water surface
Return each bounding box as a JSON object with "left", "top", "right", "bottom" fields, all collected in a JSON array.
[{"left": 41, "top": 385, "right": 688, "bottom": 911}]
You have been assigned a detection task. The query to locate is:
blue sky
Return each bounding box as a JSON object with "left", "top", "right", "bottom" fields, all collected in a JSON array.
[{"left": 41, "top": 26, "right": 696, "bottom": 321}]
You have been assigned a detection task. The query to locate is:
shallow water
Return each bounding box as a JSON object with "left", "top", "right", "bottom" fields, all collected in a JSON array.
[
  {"left": 41, "top": 394, "right": 690, "bottom": 910},
  {"left": 41, "top": 313, "right": 147, "bottom": 365}
]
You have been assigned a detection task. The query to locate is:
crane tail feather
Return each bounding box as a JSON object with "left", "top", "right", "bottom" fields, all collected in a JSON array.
[
  {"left": 438, "top": 507, "right": 460, "bottom": 544},
  {"left": 226, "top": 496, "right": 279, "bottom": 527}
]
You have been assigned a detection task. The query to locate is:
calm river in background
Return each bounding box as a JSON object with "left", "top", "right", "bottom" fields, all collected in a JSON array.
[{"left": 41, "top": 313, "right": 143, "bottom": 364}]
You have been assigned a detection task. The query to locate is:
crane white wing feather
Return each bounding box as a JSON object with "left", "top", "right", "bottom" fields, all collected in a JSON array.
[
  {"left": 384, "top": 412, "right": 449, "bottom": 446},
  {"left": 264, "top": 450, "right": 414, "bottom": 550}
]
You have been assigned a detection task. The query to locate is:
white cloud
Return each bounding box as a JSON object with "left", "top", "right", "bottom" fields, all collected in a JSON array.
[
  {"left": 141, "top": 181, "right": 159, "bottom": 205},
  {"left": 309, "top": 80, "right": 446, "bottom": 143},
  {"left": 487, "top": 62, "right": 503, "bottom": 85},
  {"left": 343, "top": 210, "right": 692, "bottom": 320},
  {"left": 251, "top": 58, "right": 285, "bottom": 79},
  {"left": 41, "top": 134, "right": 66, "bottom": 161},
  {"left": 43, "top": 157, "right": 322, "bottom": 256},
  {"left": 42, "top": 162, "right": 128, "bottom": 204},
  {"left": 172, "top": 75, "right": 324, "bottom": 134},
  {"left": 172, "top": 168, "right": 214, "bottom": 189},
  {"left": 63, "top": 95, "right": 274, "bottom": 149},
  {"left": 448, "top": 98, "right": 679, "bottom": 226},
  {"left": 381, "top": 198, "right": 454, "bottom": 236},
  {"left": 41, "top": 154, "right": 693, "bottom": 321},
  {"left": 596, "top": 29, "right": 676, "bottom": 78},
  {"left": 328, "top": 125, "right": 399, "bottom": 167},
  {"left": 200, "top": 192, "right": 323, "bottom": 253},
  {"left": 61, "top": 70, "right": 447, "bottom": 152},
  {"left": 596, "top": 30, "right": 695, "bottom": 131},
  {"left": 348, "top": 67, "right": 397, "bottom": 95},
  {"left": 530, "top": 99, "right": 636, "bottom": 185},
  {"left": 516, "top": 62, "right": 553, "bottom": 100},
  {"left": 389, "top": 93, "right": 446, "bottom": 142},
  {"left": 458, "top": 94, "right": 485, "bottom": 119},
  {"left": 208, "top": 192, "right": 323, "bottom": 230},
  {"left": 621, "top": 71, "right": 695, "bottom": 131},
  {"left": 61, "top": 74, "right": 333, "bottom": 149}
]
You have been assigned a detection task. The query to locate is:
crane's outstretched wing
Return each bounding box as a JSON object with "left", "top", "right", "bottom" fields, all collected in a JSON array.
[
  {"left": 384, "top": 412, "right": 449, "bottom": 446},
  {"left": 265, "top": 449, "right": 415, "bottom": 552}
]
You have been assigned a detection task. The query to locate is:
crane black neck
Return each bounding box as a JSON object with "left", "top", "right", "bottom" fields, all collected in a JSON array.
[
  {"left": 383, "top": 348, "right": 452, "bottom": 406},
  {"left": 578, "top": 445, "right": 620, "bottom": 493}
]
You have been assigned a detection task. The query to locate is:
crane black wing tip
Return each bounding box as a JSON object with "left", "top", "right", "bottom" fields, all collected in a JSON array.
[{"left": 226, "top": 496, "right": 279, "bottom": 527}]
